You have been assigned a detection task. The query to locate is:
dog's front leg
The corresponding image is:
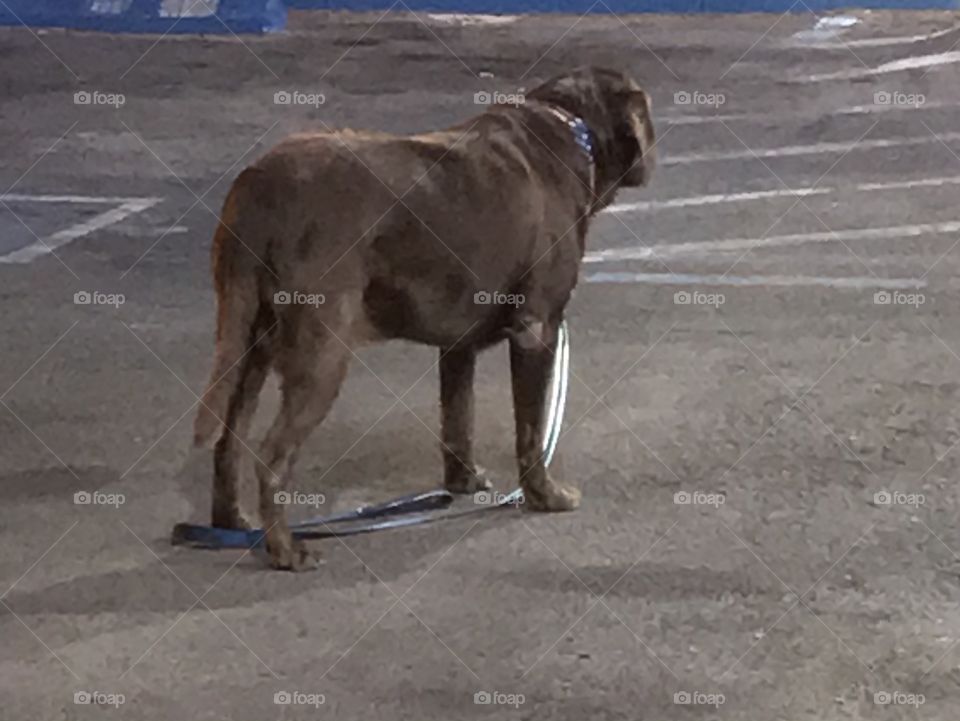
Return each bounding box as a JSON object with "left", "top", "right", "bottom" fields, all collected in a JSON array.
[
  {"left": 440, "top": 346, "right": 492, "bottom": 494},
  {"left": 509, "top": 318, "right": 581, "bottom": 511}
]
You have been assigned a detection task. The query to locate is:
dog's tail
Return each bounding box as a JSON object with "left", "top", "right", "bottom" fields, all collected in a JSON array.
[{"left": 193, "top": 170, "right": 269, "bottom": 448}]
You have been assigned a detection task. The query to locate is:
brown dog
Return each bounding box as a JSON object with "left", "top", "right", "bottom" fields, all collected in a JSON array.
[{"left": 193, "top": 66, "right": 655, "bottom": 570}]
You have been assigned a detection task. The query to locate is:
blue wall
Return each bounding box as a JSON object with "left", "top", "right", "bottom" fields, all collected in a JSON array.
[
  {"left": 288, "top": 0, "right": 960, "bottom": 10},
  {"left": 0, "top": 0, "right": 286, "bottom": 33},
  {"left": 287, "top": 0, "right": 960, "bottom": 8},
  {"left": 0, "top": 0, "right": 956, "bottom": 34}
]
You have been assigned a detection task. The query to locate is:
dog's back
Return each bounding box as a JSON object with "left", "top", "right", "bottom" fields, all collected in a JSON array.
[{"left": 208, "top": 113, "right": 584, "bottom": 340}]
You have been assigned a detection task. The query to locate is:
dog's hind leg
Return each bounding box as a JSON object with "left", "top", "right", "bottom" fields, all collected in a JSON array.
[
  {"left": 439, "top": 346, "right": 492, "bottom": 494},
  {"left": 509, "top": 319, "right": 581, "bottom": 512},
  {"left": 212, "top": 324, "right": 271, "bottom": 529},
  {"left": 256, "top": 327, "right": 349, "bottom": 571}
]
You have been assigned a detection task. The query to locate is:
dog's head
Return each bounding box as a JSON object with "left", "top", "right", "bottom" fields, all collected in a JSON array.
[{"left": 527, "top": 67, "right": 655, "bottom": 198}]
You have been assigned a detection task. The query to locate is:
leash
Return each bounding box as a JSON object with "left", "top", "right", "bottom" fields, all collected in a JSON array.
[{"left": 171, "top": 322, "right": 571, "bottom": 549}]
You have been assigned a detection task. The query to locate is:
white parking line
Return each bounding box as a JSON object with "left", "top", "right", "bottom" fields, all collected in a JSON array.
[
  {"left": 791, "top": 24, "right": 959, "bottom": 48},
  {"left": 660, "top": 99, "right": 960, "bottom": 127},
  {"left": 663, "top": 130, "right": 960, "bottom": 166},
  {"left": 855, "top": 176, "right": 960, "bottom": 192},
  {"left": 426, "top": 13, "right": 518, "bottom": 25},
  {"left": 586, "top": 220, "right": 960, "bottom": 264},
  {"left": 585, "top": 271, "right": 926, "bottom": 290},
  {"left": 607, "top": 187, "right": 829, "bottom": 213},
  {"left": 607, "top": 175, "right": 960, "bottom": 214},
  {"left": 0, "top": 197, "right": 160, "bottom": 264},
  {"left": 806, "top": 51, "right": 960, "bottom": 82},
  {"left": 0, "top": 193, "right": 153, "bottom": 205}
]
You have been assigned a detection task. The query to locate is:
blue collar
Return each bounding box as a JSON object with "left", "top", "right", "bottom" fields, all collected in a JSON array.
[
  {"left": 545, "top": 105, "right": 595, "bottom": 166},
  {"left": 569, "top": 115, "right": 595, "bottom": 161}
]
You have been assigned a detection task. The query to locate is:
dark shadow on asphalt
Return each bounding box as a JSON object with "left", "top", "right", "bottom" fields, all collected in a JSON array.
[
  {"left": 1, "top": 510, "right": 521, "bottom": 618},
  {"left": 0, "top": 465, "right": 118, "bottom": 501}
]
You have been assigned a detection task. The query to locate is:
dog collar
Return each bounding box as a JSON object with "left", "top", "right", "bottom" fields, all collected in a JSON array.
[
  {"left": 569, "top": 116, "right": 595, "bottom": 161},
  {"left": 544, "top": 105, "right": 595, "bottom": 165},
  {"left": 544, "top": 105, "right": 596, "bottom": 194}
]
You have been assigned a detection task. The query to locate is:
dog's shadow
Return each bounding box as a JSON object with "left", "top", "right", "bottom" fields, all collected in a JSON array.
[
  {"left": 0, "top": 464, "right": 116, "bottom": 501},
  {"left": 3, "top": 465, "right": 518, "bottom": 623},
  {"left": 2, "top": 516, "right": 519, "bottom": 619}
]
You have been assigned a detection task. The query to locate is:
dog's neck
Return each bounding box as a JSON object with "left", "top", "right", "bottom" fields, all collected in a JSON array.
[{"left": 543, "top": 104, "right": 596, "bottom": 195}]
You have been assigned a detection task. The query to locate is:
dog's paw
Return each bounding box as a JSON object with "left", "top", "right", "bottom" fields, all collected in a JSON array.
[
  {"left": 444, "top": 465, "right": 494, "bottom": 494},
  {"left": 523, "top": 482, "right": 581, "bottom": 512},
  {"left": 266, "top": 528, "right": 320, "bottom": 572},
  {"left": 269, "top": 541, "right": 321, "bottom": 572}
]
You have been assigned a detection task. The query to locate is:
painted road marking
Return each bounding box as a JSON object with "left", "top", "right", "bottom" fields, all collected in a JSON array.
[
  {"left": 0, "top": 196, "right": 160, "bottom": 264},
  {"left": 660, "top": 99, "right": 960, "bottom": 126},
  {"left": 607, "top": 175, "right": 960, "bottom": 214},
  {"left": 662, "top": 131, "right": 960, "bottom": 166},
  {"left": 805, "top": 51, "right": 960, "bottom": 82},
  {"left": 585, "top": 271, "right": 926, "bottom": 290},
  {"left": 856, "top": 176, "right": 960, "bottom": 192},
  {"left": 586, "top": 220, "right": 960, "bottom": 264},
  {"left": 607, "top": 187, "right": 830, "bottom": 213},
  {"left": 0, "top": 193, "right": 154, "bottom": 205},
  {"left": 427, "top": 13, "right": 518, "bottom": 25},
  {"left": 790, "top": 24, "right": 959, "bottom": 48},
  {"left": 790, "top": 15, "right": 860, "bottom": 45}
]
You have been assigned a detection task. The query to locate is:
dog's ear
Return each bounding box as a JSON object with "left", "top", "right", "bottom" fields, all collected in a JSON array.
[{"left": 622, "top": 89, "right": 655, "bottom": 187}]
